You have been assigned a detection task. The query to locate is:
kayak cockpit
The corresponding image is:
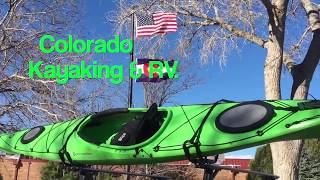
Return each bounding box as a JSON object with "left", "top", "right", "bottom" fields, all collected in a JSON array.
[{"left": 78, "top": 104, "right": 168, "bottom": 146}]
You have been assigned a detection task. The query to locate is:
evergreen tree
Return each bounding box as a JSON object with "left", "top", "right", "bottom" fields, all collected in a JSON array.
[
  {"left": 41, "top": 161, "right": 78, "bottom": 180},
  {"left": 248, "top": 144, "right": 273, "bottom": 180},
  {"left": 299, "top": 139, "right": 320, "bottom": 180}
]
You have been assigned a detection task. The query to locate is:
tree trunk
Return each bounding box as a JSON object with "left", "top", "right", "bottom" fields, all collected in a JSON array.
[
  {"left": 270, "top": 141, "right": 303, "bottom": 180},
  {"left": 263, "top": 1, "right": 298, "bottom": 179},
  {"left": 290, "top": 30, "right": 320, "bottom": 99},
  {"left": 268, "top": 7, "right": 320, "bottom": 180},
  {"left": 264, "top": 42, "right": 282, "bottom": 100},
  {"left": 264, "top": 39, "right": 302, "bottom": 180}
]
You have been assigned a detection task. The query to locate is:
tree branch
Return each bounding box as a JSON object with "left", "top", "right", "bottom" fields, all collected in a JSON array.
[
  {"left": 290, "top": 29, "right": 320, "bottom": 99},
  {"left": 301, "top": 0, "right": 320, "bottom": 31},
  {"left": 290, "top": 25, "right": 312, "bottom": 52},
  {"left": 165, "top": 1, "right": 267, "bottom": 48},
  {"left": 184, "top": 19, "right": 267, "bottom": 48},
  {"left": 283, "top": 52, "right": 295, "bottom": 72},
  {"left": 290, "top": 0, "right": 320, "bottom": 99},
  {"left": 260, "top": 0, "right": 274, "bottom": 22}
]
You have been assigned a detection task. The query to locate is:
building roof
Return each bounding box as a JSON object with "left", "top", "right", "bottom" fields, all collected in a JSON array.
[{"left": 223, "top": 159, "right": 251, "bottom": 169}]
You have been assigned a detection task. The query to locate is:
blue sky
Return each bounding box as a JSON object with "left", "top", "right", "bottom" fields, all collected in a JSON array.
[{"left": 80, "top": 1, "right": 320, "bottom": 158}]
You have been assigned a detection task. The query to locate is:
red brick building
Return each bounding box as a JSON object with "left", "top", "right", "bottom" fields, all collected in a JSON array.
[
  {"left": 0, "top": 155, "right": 252, "bottom": 180},
  {"left": 0, "top": 156, "right": 48, "bottom": 180},
  {"left": 224, "top": 158, "right": 251, "bottom": 169}
]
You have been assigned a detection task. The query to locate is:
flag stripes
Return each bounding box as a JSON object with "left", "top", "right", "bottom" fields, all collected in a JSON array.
[{"left": 136, "top": 12, "right": 177, "bottom": 37}]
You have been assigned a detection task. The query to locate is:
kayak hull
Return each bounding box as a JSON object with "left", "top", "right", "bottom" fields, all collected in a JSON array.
[{"left": 0, "top": 100, "right": 319, "bottom": 165}]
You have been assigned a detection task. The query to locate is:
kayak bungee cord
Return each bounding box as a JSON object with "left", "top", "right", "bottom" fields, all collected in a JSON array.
[
  {"left": 153, "top": 104, "right": 215, "bottom": 152},
  {"left": 285, "top": 114, "right": 320, "bottom": 128},
  {"left": 48, "top": 119, "right": 80, "bottom": 150},
  {"left": 154, "top": 99, "right": 229, "bottom": 153},
  {"left": 153, "top": 101, "right": 237, "bottom": 151},
  {"left": 199, "top": 112, "right": 297, "bottom": 148},
  {"left": 2, "top": 115, "right": 87, "bottom": 156},
  {"left": 257, "top": 111, "right": 296, "bottom": 135},
  {"left": 59, "top": 115, "right": 91, "bottom": 165},
  {"left": 180, "top": 105, "right": 196, "bottom": 133},
  {"left": 36, "top": 120, "right": 73, "bottom": 151},
  {"left": 153, "top": 100, "right": 313, "bottom": 152},
  {"left": 272, "top": 100, "right": 291, "bottom": 108},
  {"left": 45, "top": 123, "right": 56, "bottom": 151},
  {"left": 29, "top": 118, "right": 78, "bottom": 153},
  {"left": 183, "top": 102, "right": 219, "bottom": 163}
]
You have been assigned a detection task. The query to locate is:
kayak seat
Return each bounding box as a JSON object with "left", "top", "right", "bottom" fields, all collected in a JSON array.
[{"left": 111, "top": 103, "right": 162, "bottom": 146}]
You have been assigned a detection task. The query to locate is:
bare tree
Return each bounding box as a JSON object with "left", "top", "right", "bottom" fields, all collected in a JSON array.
[
  {"left": 111, "top": 0, "right": 320, "bottom": 179},
  {"left": 0, "top": 0, "right": 113, "bottom": 130},
  {"left": 143, "top": 60, "right": 200, "bottom": 107}
]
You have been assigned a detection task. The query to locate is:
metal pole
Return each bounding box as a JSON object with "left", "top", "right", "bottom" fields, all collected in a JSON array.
[
  {"left": 14, "top": 155, "right": 22, "bottom": 180},
  {"left": 26, "top": 158, "right": 31, "bottom": 180},
  {"left": 126, "top": 12, "right": 135, "bottom": 180},
  {"left": 203, "top": 168, "right": 214, "bottom": 180},
  {"left": 127, "top": 12, "right": 135, "bottom": 108},
  {"left": 232, "top": 171, "right": 237, "bottom": 180}
]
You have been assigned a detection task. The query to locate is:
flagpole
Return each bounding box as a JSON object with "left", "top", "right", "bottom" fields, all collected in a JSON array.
[
  {"left": 128, "top": 12, "right": 135, "bottom": 108},
  {"left": 126, "top": 11, "right": 135, "bottom": 180}
]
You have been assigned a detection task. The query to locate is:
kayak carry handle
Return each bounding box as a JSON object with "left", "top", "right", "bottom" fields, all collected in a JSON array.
[{"left": 298, "top": 101, "right": 320, "bottom": 110}]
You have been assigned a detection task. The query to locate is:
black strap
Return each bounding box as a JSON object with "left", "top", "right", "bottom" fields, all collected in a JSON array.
[
  {"left": 285, "top": 114, "right": 320, "bottom": 128},
  {"left": 183, "top": 100, "right": 225, "bottom": 163},
  {"left": 191, "top": 100, "right": 226, "bottom": 143},
  {"left": 298, "top": 101, "right": 320, "bottom": 110},
  {"left": 271, "top": 100, "right": 320, "bottom": 111}
]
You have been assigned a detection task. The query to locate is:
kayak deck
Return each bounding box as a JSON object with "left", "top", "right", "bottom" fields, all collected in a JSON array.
[{"left": 0, "top": 100, "right": 319, "bottom": 165}]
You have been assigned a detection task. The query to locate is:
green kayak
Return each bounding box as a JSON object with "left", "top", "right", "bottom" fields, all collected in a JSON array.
[{"left": 0, "top": 100, "right": 319, "bottom": 165}]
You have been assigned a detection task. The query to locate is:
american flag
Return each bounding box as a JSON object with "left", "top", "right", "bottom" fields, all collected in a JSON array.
[{"left": 136, "top": 12, "right": 177, "bottom": 38}]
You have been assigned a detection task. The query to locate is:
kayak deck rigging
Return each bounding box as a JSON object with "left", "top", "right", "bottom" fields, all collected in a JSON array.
[{"left": 153, "top": 100, "right": 320, "bottom": 152}]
